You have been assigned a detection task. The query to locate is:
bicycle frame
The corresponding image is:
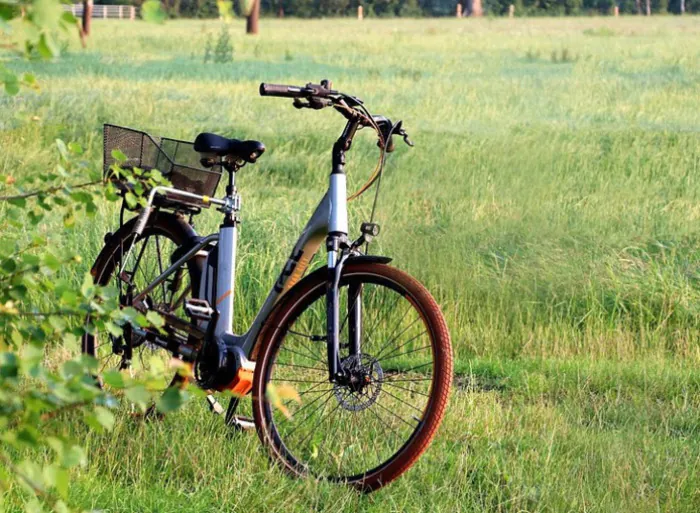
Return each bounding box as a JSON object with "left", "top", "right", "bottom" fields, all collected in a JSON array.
[{"left": 125, "top": 115, "right": 363, "bottom": 383}]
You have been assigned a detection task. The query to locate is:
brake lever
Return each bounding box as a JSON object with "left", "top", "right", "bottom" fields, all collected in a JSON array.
[{"left": 293, "top": 97, "right": 331, "bottom": 110}]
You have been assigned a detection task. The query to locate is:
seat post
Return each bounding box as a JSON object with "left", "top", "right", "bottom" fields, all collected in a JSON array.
[
  {"left": 226, "top": 168, "right": 235, "bottom": 197},
  {"left": 221, "top": 158, "right": 241, "bottom": 228}
]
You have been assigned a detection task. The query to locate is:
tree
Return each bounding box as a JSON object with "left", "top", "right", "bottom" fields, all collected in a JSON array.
[
  {"left": 247, "top": 0, "right": 259, "bottom": 34},
  {"left": 82, "top": 0, "right": 93, "bottom": 36}
]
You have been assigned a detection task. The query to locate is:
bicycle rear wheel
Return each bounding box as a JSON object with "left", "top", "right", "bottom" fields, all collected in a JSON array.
[
  {"left": 252, "top": 262, "right": 453, "bottom": 492},
  {"left": 82, "top": 212, "right": 203, "bottom": 403}
]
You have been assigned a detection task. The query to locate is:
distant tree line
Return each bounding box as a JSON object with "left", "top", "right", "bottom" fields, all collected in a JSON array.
[{"left": 96, "top": 0, "right": 699, "bottom": 17}]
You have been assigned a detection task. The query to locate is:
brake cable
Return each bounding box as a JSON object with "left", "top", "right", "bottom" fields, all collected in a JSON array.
[
  {"left": 346, "top": 102, "right": 387, "bottom": 202},
  {"left": 290, "top": 94, "right": 392, "bottom": 205}
]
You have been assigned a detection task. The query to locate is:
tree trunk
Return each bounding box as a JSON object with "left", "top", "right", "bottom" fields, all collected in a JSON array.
[
  {"left": 246, "top": 0, "right": 259, "bottom": 34},
  {"left": 680, "top": 0, "right": 685, "bottom": 13},
  {"left": 82, "top": 0, "right": 93, "bottom": 36},
  {"left": 471, "top": 0, "right": 482, "bottom": 16},
  {"left": 635, "top": 0, "right": 641, "bottom": 14},
  {"left": 645, "top": 0, "right": 650, "bottom": 15},
  {"left": 278, "top": 1, "right": 284, "bottom": 17}
]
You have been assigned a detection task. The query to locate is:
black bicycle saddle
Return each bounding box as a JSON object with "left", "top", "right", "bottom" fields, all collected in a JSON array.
[{"left": 194, "top": 133, "right": 265, "bottom": 164}]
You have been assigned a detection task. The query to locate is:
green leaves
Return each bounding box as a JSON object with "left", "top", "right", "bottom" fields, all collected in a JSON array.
[
  {"left": 43, "top": 464, "right": 70, "bottom": 499},
  {"left": 37, "top": 32, "right": 59, "bottom": 59},
  {"left": 0, "top": 126, "right": 184, "bottom": 513},
  {"left": 111, "top": 149, "right": 128, "bottom": 163},
  {"left": 60, "top": 11, "right": 77, "bottom": 25},
  {"left": 1, "top": 66, "right": 37, "bottom": 96},
  {"left": 84, "top": 406, "right": 115, "bottom": 432},
  {"left": 31, "top": 0, "right": 64, "bottom": 31},
  {"left": 102, "top": 370, "right": 125, "bottom": 389},
  {"left": 124, "top": 385, "right": 150, "bottom": 409},
  {"left": 156, "top": 387, "right": 184, "bottom": 413},
  {"left": 217, "top": 0, "right": 234, "bottom": 19},
  {"left": 141, "top": 0, "right": 167, "bottom": 23},
  {"left": 146, "top": 310, "right": 165, "bottom": 328},
  {"left": 266, "top": 383, "right": 301, "bottom": 419}
]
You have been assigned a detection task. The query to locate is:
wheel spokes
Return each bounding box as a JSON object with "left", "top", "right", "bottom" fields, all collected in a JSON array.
[
  {"left": 267, "top": 278, "right": 435, "bottom": 479},
  {"left": 93, "top": 233, "right": 192, "bottom": 388}
]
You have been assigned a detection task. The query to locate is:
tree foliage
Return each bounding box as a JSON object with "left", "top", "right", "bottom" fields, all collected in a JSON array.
[
  {"left": 132, "top": 0, "right": 700, "bottom": 16},
  {"left": 1, "top": 3, "right": 189, "bottom": 511},
  {"left": 0, "top": 137, "right": 190, "bottom": 511}
]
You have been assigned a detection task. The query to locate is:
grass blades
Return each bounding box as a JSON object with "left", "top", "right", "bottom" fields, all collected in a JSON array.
[{"left": 1, "top": 16, "right": 700, "bottom": 512}]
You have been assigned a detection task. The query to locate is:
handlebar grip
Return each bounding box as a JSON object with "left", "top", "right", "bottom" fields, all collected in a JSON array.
[{"left": 259, "top": 83, "right": 308, "bottom": 98}]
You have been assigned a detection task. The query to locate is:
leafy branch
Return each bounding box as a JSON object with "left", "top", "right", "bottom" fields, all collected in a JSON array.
[{"left": 0, "top": 180, "right": 102, "bottom": 202}]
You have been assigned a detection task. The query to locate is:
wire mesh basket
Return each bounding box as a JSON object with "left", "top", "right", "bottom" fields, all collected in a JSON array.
[{"left": 103, "top": 124, "right": 222, "bottom": 209}]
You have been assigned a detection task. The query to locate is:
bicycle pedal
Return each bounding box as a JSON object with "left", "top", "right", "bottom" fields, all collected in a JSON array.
[
  {"left": 206, "top": 394, "right": 225, "bottom": 415},
  {"left": 227, "top": 415, "right": 255, "bottom": 431},
  {"left": 184, "top": 298, "right": 214, "bottom": 321}
]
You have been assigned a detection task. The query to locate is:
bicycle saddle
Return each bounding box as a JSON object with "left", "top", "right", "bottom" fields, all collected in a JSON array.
[{"left": 194, "top": 133, "right": 265, "bottom": 164}]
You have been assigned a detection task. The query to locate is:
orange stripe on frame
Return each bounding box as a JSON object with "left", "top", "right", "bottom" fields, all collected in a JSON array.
[
  {"left": 282, "top": 235, "right": 324, "bottom": 295},
  {"left": 216, "top": 289, "right": 232, "bottom": 306}
]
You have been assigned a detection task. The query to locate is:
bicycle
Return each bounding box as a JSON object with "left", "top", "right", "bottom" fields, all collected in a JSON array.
[{"left": 84, "top": 80, "right": 453, "bottom": 492}]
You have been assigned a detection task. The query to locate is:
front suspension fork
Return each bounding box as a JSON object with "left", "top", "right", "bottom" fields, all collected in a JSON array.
[
  {"left": 325, "top": 246, "right": 363, "bottom": 383},
  {"left": 326, "top": 249, "right": 343, "bottom": 383}
]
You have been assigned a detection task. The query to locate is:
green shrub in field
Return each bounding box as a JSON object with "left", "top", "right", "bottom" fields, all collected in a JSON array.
[{"left": 203, "top": 25, "right": 233, "bottom": 64}]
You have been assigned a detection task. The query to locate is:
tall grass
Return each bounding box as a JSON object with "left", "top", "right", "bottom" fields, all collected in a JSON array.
[{"left": 1, "top": 16, "right": 700, "bottom": 512}]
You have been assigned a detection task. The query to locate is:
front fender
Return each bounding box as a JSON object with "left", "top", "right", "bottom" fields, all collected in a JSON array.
[
  {"left": 250, "top": 254, "right": 393, "bottom": 359},
  {"left": 346, "top": 255, "right": 393, "bottom": 265}
]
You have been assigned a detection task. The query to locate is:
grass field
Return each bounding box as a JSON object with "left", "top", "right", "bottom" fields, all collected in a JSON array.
[{"left": 2, "top": 15, "right": 700, "bottom": 512}]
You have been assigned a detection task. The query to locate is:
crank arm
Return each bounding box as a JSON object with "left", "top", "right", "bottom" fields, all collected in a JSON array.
[{"left": 132, "top": 327, "right": 197, "bottom": 361}]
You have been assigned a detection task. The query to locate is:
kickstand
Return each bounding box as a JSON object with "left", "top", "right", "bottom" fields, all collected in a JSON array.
[{"left": 225, "top": 396, "right": 255, "bottom": 431}]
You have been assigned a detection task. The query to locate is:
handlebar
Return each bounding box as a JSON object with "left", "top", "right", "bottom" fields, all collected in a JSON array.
[
  {"left": 259, "top": 83, "right": 309, "bottom": 98},
  {"left": 259, "top": 80, "right": 337, "bottom": 99},
  {"left": 259, "top": 79, "right": 413, "bottom": 152}
]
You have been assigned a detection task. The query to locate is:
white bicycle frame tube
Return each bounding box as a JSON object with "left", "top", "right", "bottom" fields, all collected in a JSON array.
[
  {"left": 214, "top": 225, "right": 237, "bottom": 338},
  {"left": 127, "top": 160, "right": 349, "bottom": 358},
  {"left": 213, "top": 170, "right": 347, "bottom": 355}
]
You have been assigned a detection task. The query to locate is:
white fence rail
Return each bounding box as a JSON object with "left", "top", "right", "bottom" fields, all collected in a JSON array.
[{"left": 63, "top": 4, "right": 138, "bottom": 19}]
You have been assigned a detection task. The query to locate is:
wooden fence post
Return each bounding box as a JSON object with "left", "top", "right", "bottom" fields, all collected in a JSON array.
[
  {"left": 508, "top": 4, "right": 514, "bottom": 16},
  {"left": 130, "top": 6, "right": 135, "bottom": 19},
  {"left": 456, "top": 3, "right": 462, "bottom": 17},
  {"left": 613, "top": 5, "right": 619, "bottom": 15},
  {"left": 358, "top": 5, "right": 363, "bottom": 20}
]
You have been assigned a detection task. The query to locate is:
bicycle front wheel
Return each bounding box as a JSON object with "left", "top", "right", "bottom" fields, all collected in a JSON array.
[{"left": 252, "top": 262, "right": 453, "bottom": 492}]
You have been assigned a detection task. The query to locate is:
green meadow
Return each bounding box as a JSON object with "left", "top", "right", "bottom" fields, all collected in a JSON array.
[{"left": 2, "top": 15, "right": 700, "bottom": 512}]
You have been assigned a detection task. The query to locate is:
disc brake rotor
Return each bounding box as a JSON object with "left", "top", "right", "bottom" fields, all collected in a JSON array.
[{"left": 333, "top": 353, "right": 384, "bottom": 412}]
